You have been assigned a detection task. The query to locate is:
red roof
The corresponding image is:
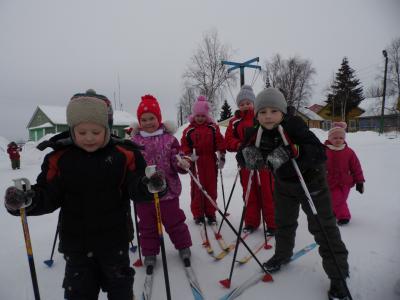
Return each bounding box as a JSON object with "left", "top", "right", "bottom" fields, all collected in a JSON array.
[{"left": 307, "top": 104, "right": 324, "bottom": 113}]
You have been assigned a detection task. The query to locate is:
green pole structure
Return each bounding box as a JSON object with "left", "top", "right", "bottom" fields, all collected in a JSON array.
[
  {"left": 221, "top": 57, "right": 261, "bottom": 87},
  {"left": 380, "top": 50, "right": 389, "bottom": 134}
]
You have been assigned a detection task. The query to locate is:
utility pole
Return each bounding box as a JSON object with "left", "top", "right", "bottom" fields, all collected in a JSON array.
[
  {"left": 380, "top": 50, "right": 389, "bottom": 134},
  {"left": 221, "top": 57, "right": 261, "bottom": 87}
]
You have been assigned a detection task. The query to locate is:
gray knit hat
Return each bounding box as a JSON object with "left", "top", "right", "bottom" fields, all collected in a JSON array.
[
  {"left": 236, "top": 84, "right": 256, "bottom": 106},
  {"left": 66, "top": 90, "right": 111, "bottom": 146},
  {"left": 255, "top": 88, "right": 287, "bottom": 114}
]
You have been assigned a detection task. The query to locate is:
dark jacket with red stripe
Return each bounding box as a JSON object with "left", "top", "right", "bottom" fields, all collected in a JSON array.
[
  {"left": 20, "top": 132, "right": 151, "bottom": 254},
  {"left": 242, "top": 116, "right": 327, "bottom": 181}
]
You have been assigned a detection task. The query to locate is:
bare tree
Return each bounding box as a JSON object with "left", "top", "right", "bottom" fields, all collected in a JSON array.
[
  {"left": 176, "top": 84, "right": 196, "bottom": 126},
  {"left": 182, "top": 29, "right": 236, "bottom": 117},
  {"left": 387, "top": 37, "right": 400, "bottom": 98},
  {"left": 263, "top": 54, "right": 316, "bottom": 110},
  {"left": 365, "top": 84, "right": 383, "bottom": 98}
]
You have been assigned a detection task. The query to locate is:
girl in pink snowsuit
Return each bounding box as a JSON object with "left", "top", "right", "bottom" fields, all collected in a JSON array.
[
  {"left": 325, "top": 122, "right": 365, "bottom": 225},
  {"left": 130, "top": 95, "right": 192, "bottom": 266}
]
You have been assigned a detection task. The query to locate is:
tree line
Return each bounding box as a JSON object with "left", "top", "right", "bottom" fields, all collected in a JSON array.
[{"left": 177, "top": 30, "right": 400, "bottom": 125}]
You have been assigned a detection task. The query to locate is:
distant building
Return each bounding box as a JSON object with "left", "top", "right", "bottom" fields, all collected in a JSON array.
[
  {"left": 307, "top": 104, "right": 324, "bottom": 114},
  {"left": 356, "top": 95, "right": 400, "bottom": 132},
  {"left": 296, "top": 106, "right": 324, "bottom": 129},
  {"left": 27, "top": 105, "right": 135, "bottom": 141},
  {"left": 317, "top": 104, "right": 365, "bottom": 132}
]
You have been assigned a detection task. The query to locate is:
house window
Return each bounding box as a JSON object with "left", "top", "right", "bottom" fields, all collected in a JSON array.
[
  {"left": 324, "top": 120, "right": 332, "bottom": 131},
  {"left": 349, "top": 120, "right": 356, "bottom": 131}
]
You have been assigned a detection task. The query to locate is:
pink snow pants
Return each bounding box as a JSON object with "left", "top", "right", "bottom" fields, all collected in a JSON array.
[
  {"left": 330, "top": 186, "right": 351, "bottom": 220},
  {"left": 136, "top": 198, "right": 192, "bottom": 256}
]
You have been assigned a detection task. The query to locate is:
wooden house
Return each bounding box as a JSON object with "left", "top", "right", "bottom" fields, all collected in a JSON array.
[
  {"left": 357, "top": 95, "right": 400, "bottom": 132},
  {"left": 27, "top": 105, "right": 135, "bottom": 141}
]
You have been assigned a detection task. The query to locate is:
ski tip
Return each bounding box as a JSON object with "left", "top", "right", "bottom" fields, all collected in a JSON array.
[
  {"left": 215, "top": 233, "right": 222, "bottom": 239},
  {"left": 130, "top": 245, "right": 138, "bottom": 253},
  {"left": 43, "top": 259, "right": 54, "bottom": 267},
  {"left": 133, "top": 259, "right": 143, "bottom": 267},
  {"left": 219, "top": 279, "right": 231, "bottom": 289},
  {"left": 262, "top": 273, "right": 273, "bottom": 282},
  {"left": 224, "top": 212, "right": 230, "bottom": 217},
  {"left": 264, "top": 243, "right": 273, "bottom": 250}
]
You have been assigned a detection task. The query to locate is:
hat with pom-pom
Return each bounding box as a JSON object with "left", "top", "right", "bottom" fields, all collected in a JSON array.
[
  {"left": 236, "top": 84, "right": 256, "bottom": 106},
  {"left": 137, "top": 94, "right": 162, "bottom": 124},
  {"left": 67, "top": 89, "right": 113, "bottom": 146},
  {"left": 328, "top": 121, "right": 347, "bottom": 142},
  {"left": 188, "top": 95, "right": 215, "bottom": 123}
]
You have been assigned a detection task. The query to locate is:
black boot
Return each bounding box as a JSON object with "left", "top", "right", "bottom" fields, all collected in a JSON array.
[
  {"left": 206, "top": 215, "right": 217, "bottom": 225},
  {"left": 263, "top": 254, "right": 291, "bottom": 273},
  {"left": 328, "top": 279, "right": 350, "bottom": 300},
  {"left": 194, "top": 216, "right": 205, "bottom": 225}
]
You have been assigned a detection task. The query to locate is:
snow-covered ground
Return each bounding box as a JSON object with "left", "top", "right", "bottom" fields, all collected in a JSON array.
[{"left": 1, "top": 128, "right": 400, "bottom": 300}]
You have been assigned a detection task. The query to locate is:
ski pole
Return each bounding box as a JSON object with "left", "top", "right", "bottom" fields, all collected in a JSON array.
[
  {"left": 255, "top": 170, "right": 271, "bottom": 249},
  {"left": 43, "top": 216, "right": 59, "bottom": 267},
  {"left": 146, "top": 165, "right": 172, "bottom": 300},
  {"left": 219, "top": 168, "right": 226, "bottom": 210},
  {"left": 132, "top": 202, "right": 143, "bottom": 267},
  {"left": 277, "top": 125, "right": 353, "bottom": 300},
  {"left": 177, "top": 156, "right": 272, "bottom": 286},
  {"left": 217, "top": 168, "right": 240, "bottom": 234},
  {"left": 222, "top": 169, "right": 254, "bottom": 288},
  {"left": 13, "top": 178, "right": 41, "bottom": 300},
  {"left": 154, "top": 191, "right": 172, "bottom": 300}
]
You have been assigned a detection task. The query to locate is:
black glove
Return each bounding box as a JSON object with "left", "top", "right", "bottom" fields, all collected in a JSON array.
[
  {"left": 266, "top": 145, "right": 291, "bottom": 171},
  {"left": 143, "top": 169, "right": 167, "bottom": 194},
  {"left": 4, "top": 186, "right": 34, "bottom": 211},
  {"left": 237, "top": 146, "right": 265, "bottom": 170},
  {"left": 355, "top": 182, "right": 364, "bottom": 194}
]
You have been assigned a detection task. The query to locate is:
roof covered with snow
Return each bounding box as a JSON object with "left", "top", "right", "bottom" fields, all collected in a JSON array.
[
  {"left": 298, "top": 106, "right": 324, "bottom": 121},
  {"left": 38, "top": 105, "right": 67, "bottom": 125},
  {"left": 31, "top": 106, "right": 135, "bottom": 127},
  {"left": 358, "top": 95, "right": 399, "bottom": 118}
]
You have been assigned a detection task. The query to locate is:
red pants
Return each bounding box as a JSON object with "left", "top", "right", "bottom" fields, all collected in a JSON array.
[{"left": 240, "top": 168, "right": 275, "bottom": 229}]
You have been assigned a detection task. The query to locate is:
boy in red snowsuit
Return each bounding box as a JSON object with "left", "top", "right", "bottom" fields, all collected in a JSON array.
[
  {"left": 225, "top": 85, "right": 276, "bottom": 234},
  {"left": 181, "top": 95, "right": 226, "bottom": 224}
]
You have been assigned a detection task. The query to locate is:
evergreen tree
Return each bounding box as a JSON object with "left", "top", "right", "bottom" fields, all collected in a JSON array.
[
  {"left": 326, "top": 57, "right": 364, "bottom": 119},
  {"left": 218, "top": 100, "right": 233, "bottom": 121}
]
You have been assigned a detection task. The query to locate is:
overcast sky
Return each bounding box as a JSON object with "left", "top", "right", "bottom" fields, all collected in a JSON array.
[{"left": 1, "top": 0, "right": 399, "bottom": 141}]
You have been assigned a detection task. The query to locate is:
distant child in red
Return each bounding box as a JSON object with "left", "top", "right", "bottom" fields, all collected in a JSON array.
[
  {"left": 325, "top": 122, "right": 365, "bottom": 225},
  {"left": 225, "top": 85, "right": 276, "bottom": 234},
  {"left": 181, "top": 96, "right": 226, "bottom": 225},
  {"left": 7, "top": 141, "right": 21, "bottom": 170}
]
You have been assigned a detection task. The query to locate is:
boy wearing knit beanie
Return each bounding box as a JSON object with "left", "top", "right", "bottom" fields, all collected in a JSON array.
[
  {"left": 4, "top": 89, "right": 156, "bottom": 300},
  {"left": 181, "top": 95, "right": 226, "bottom": 225},
  {"left": 325, "top": 122, "right": 365, "bottom": 225},
  {"left": 238, "top": 87, "right": 350, "bottom": 300},
  {"left": 66, "top": 90, "right": 112, "bottom": 151},
  {"left": 225, "top": 85, "right": 276, "bottom": 234}
]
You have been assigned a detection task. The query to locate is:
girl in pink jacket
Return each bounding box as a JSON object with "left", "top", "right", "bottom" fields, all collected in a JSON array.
[{"left": 325, "top": 122, "right": 365, "bottom": 225}]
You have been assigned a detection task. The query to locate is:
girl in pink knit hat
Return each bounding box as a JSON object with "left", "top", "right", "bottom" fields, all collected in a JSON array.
[
  {"left": 325, "top": 122, "right": 365, "bottom": 225},
  {"left": 181, "top": 95, "right": 226, "bottom": 225}
]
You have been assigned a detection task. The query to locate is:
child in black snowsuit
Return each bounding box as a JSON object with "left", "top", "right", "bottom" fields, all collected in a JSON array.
[
  {"left": 4, "top": 90, "right": 162, "bottom": 300},
  {"left": 237, "top": 88, "right": 350, "bottom": 300}
]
